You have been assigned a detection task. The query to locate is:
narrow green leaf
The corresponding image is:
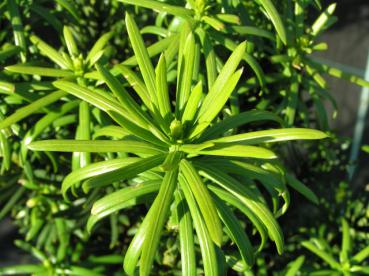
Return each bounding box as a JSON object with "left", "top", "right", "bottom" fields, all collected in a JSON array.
[
  {"left": 78, "top": 102, "right": 91, "bottom": 168},
  {"left": 0, "top": 265, "right": 46, "bottom": 275},
  {"left": 140, "top": 169, "right": 178, "bottom": 276},
  {"left": 202, "top": 16, "right": 225, "bottom": 31},
  {"left": 86, "top": 32, "right": 113, "bottom": 64},
  {"left": 311, "top": 3, "right": 337, "bottom": 37},
  {"left": 82, "top": 154, "right": 166, "bottom": 191},
  {"left": 108, "top": 111, "right": 169, "bottom": 147},
  {"left": 285, "top": 256, "right": 305, "bottom": 276},
  {"left": 155, "top": 54, "right": 171, "bottom": 120},
  {"left": 122, "top": 35, "right": 178, "bottom": 67},
  {"left": 5, "top": 65, "right": 74, "bottom": 77},
  {"left": 53, "top": 80, "right": 126, "bottom": 115},
  {"left": 286, "top": 173, "right": 319, "bottom": 204},
  {"left": 115, "top": 65, "right": 152, "bottom": 110},
  {"left": 197, "top": 41, "right": 246, "bottom": 124},
  {"left": 258, "top": 0, "right": 287, "bottom": 44},
  {"left": 21, "top": 101, "right": 79, "bottom": 159},
  {"left": 93, "top": 126, "right": 128, "bottom": 139},
  {"left": 95, "top": 63, "right": 151, "bottom": 128},
  {"left": 0, "top": 131, "right": 11, "bottom": 172},
  {"left": 174, "top": 190, "right": 196, "bottom": 276},
  {"left": 307, "top": 58, "right": 369, "bottom": 88},
  {"left": 63, "top": 26, "right": 78, "bottom": 57},
  {"left": 210, "top": 128, "right": 328, "bottom": 144},
  {"left": 352, "top": 246, "right": 369, "bottom": 263},
  {"left": 0, "top": 90, "right": 67, "bottom": 130},
  {"left": 200, "top": 110, "right": 283, "bottom": 141},
  {"left": 55, "top": 0, "right": 80, "bottom": 20},
  {"left": 30, "top": 35, "right": 70, "bottom": 69},
  {"left": 141, "top": 26, "right": 169, "bottom": 37},
  {"left": 88, "top": 180, "right": 161, "bottom": 232},
  {"left": 118, "top": 0, "right": 193, "bottom": 19},
  {"left": 177, "top": 32, "right": 196, "bottom": 115},
  {"left": 0, "top": 81, "right": 15, "bottom": 95},
  {"left": 197, "top": 29, "right": 217, "bottom": 89},
  {"left": 231, "top": 26, "right": 275, "bottom": 41},
  {"left": 182, "top": 81, "right": 203, "bottom": 126},
  {"left": 180, "top": 159, "right": 223, "bottom": 246},
  {"left": 161, "top": 150, "right": 182, "bottom": 171},
  {"left": 7, "top": 0, "right": 27, "bottom": 61},
  {"left": 198, "top": 165, "right": 284, "bottom": 254},
  {"left": 179, "top": 175, "right": 219, "bottom": 276},
  {"left": 125, "top": 13, "right": 158, "bottom": 107},
  {"left": 212, "top": 194, "right": 254, "bottom": 268},
  {"left": 301, "top": 241, "right": 340, "bottom": 270},
  {"left": 28, "top": 140, "right": 164, "bottom": 154},
  {"left": 340, "top": 218, "right": 351, "bottom": 263},
  {"left": 209, "top": 32, "right": 266, "bottom": 87},
  {"left": 182, "top": 144, "right": 277, "bottom": 159}
]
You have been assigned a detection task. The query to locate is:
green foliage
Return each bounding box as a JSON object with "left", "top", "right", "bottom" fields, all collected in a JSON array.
[
  {"left": 302, "top": 219, "right": 369, "bottom": 275},
  {"left": 0, "top": 0, "right": 368, "bottom": 275}
]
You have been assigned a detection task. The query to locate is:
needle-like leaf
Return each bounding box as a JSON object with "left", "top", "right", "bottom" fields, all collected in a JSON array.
[
  {"left": 140, "top": 169, "right": 178, "bottom": 276},
  {"left": 180, "top": 159, "right": 223, "bottom": 246}
]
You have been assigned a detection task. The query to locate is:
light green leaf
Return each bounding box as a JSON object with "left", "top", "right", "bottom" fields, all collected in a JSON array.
[
  {"left": 197, "top": 41, "right": 246, "bottom": 125},
  {"left": 0, "top": 90, "right": 67, "bottom": 130},
  {"left": 285, "top": 256, "right": 305, "bottom": 276},
  {"left": 140, "top": 169, "right": 178, "bottom": 276},
  {"left": 28, "top": 140, "right": 164, "bottom": 154},
  {"left": 118, "top": 0, "right": 193, "bottom": 20},
  {"left": 231, "top": 26, "right": 275, "bottom": 41},
  {"left": 182, "top": 144, "right": 277, "bottom": 159},
  {"left": 92, "top": 126, "right": 128, "bottom": 139},
  {"left": 82, "top": 154, "right": 166, "bottom": 191},
  {"left": 177, "top": 32, "right": 196, "bottom": 115},
  {"left": 180, "top": 159, "right": 223, "bottom": 246},
  {"left": 122, "top": 35, "right": 178, "bottom": 67},
  {"left": 5, "top": 65, "right": 74, "bottom": 77},
  {"left": 21, "top": 101, "right": 79, "bottom": 159},
  {"left": 352, "top": 246, "right": 369, "bottom": 263},
  {"left": 182, "top": 81, "right": 203, "bottom": 126},
  {"left": 86, "top": 32, "right": 113, "bottom": 64},
  {"left": 30, "top": 35, "right": 70, "bottom": 69},
  {"left": 179, "top": 175, "right": 219, "bottom": 276},
  {"left": 213, "top": 195, "right": 254, "bottom": 268},
  {"left": 63, "top": 26, "right": 78, "bottom": 57},
  {"left": 155, "top": 54, "right": 171, "bottom": 120},
  {"left": 198, "top": 165, "right": 284, "bottom": 254},
  {"left": 88, "top": 180, "right": 161, "bottom": 232},
  {"left": 115, "top": 65, "right": 152, "bottom": 110},
  {"left": 174, "top": 190, "right": 196, "bottom": 276},
  {"left": 301, "top": 241, "right": 340, "bottom": 270},
  {"left": 200, "top": 110, "right": 283, "bottom": 141},
  {"left": 258, "top": 0, "right": 287, "bottom": 44},
  {"left": 95, "top": 63, "right": 151, "bottom": 128},
  {"left": 125, "top": 13, "right": 158, "bottom": 108},
  {"left": 210, "top": 128, "right": 328, "bottom": 144},
  {"left": 311, "top": 3, "right": 337, "bottom": 37},
  {"left": 340, "top": 218, "right": 351, "bottom": 263},
  {"left": 53, "top": 80, "right": 126, "bottom": 115}
]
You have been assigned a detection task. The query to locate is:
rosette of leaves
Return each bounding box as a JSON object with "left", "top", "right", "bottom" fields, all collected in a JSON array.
[
  {"left": 265, "top": 1, "right": 369, "bottom": 128},
  {"left": 23, "top": 13, "right": 328, "bottom": 275},
  {"left": 302, "top": 219, "right": 369, "bottom": 275}
]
